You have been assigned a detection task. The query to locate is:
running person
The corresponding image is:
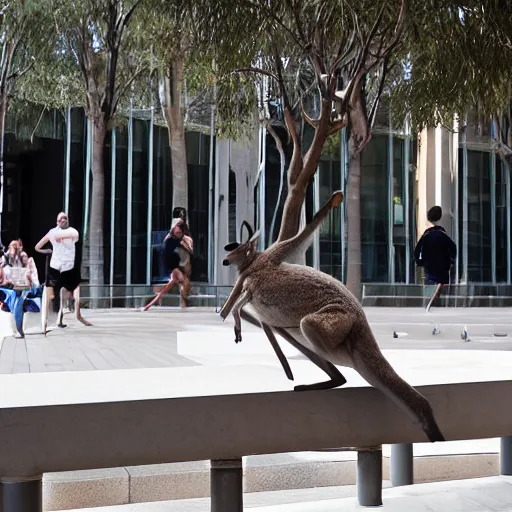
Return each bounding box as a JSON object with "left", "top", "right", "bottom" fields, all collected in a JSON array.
[{"left": 414, "top": 206, "right": 457, "bottom": 312}]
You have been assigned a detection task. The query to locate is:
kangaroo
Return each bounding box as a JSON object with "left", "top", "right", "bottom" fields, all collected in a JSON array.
[{"left": 221, "top": 191, "right": 445, "bottom": 443}]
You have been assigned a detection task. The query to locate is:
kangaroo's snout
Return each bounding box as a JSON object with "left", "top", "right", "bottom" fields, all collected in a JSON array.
[{"left": 223, "top": 259, "right": 230, "bottom": 266}]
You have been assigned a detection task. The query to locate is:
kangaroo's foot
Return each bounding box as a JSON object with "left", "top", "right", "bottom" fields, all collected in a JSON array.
[{"left": 294, "top": 376, "right": 347, "bottom": 392}]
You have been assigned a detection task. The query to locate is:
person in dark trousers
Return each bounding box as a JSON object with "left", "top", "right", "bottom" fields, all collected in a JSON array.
[{"left": 414, "top": 206, "right": 457, "bottom": 312}]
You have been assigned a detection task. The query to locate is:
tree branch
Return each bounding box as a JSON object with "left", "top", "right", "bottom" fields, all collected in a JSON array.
[
  {"left": 112, "top": 64, "right": 147, "bottom": 114},
  {"left": 379, "top": 0, "right": 407, "bottom": 58},
  {"left": 331, "top": 30, "right": 357, "bottom": 73},
  {"left": 284, "top": 106, "right": 303, "bottom": 186},
  {"left": 328, "top": 116, "right": 348, "bottom": 136},
  {"left": 368, "top": 57, "right": 389, "bottom": 128},
  {"left": 300, "top": 98, "right": 318, "bottom": 128}
]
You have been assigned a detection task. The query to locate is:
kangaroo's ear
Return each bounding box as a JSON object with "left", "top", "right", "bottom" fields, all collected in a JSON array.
[
  {"left": 224, "top": 242, "right": 240, "bottom": 252},
  {"left": 240, "top": 221, "right": 254, "bottom": 243}
]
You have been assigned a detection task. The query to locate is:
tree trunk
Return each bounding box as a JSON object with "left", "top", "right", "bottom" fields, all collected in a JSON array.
[
  {"left": 159, "top": 57, "right": 188, "bottom": 211},
  {"left": 346, "top": 148, "right": 362, "bottom": 300},
  {"left": 0, "top": 94, "right": 7, "bottom": 247},
  {"left": 89, "top": 118, "right": 107, "bottom": 303}
]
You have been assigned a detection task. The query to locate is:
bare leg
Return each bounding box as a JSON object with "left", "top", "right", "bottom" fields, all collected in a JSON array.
[
  {"left": 57, "top": 288, "right": 66, "bottom": 328},
  {"left": 41, "top": 286, "right": 51, "bottom": 336},
  {"left": 180, "top": 265, "right": 191, "bottom": 308},
  {"left": 144, "top": 275, "right": 178, "bottom": 311},
  {"left": 74, "top": 286, "right": 92, "bottom": 327},
  {"left": 425, "top": 283, "right": 443, "bottom": 313}
]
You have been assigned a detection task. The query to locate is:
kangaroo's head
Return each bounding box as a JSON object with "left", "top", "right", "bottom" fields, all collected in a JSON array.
[{"left": 223, "top": 221, "right": 260, "bottom": 272}]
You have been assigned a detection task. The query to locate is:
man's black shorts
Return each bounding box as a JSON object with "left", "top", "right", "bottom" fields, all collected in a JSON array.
[{"left": 45, "top": 265, "right": 81, "bottom": 293}]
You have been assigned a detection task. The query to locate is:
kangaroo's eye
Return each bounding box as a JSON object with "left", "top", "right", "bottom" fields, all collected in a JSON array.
[{"left": 246, "top": 250, "right": 251, "bottom": 257}]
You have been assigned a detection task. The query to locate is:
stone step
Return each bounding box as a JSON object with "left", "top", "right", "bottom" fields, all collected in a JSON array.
[{"left": 44, "top": 441, "right": 500, "bottom": 511}]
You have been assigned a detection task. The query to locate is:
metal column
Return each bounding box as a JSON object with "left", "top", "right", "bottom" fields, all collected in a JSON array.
[
  {"left": 146, "top": 106, "right": 154, "bottom": 285},
  {"left": 83, "top": 118, "right": 92, "bottom": 240},
  {"left": 390, "top": 443, "right": 414, "bottom": 486},
  {"left": 461, "top": 119, "right": 469, "bottom": 283},
  {"left": 126, "top": 100, "right": 134, "bottom": 286},
  {"left": 452, "top": 115, "right": 460, "bottom": 284},
  {"left": 340, "top": 128, "right": 348, "bottom": 283},
  {"left": 211, "top": 458, "right": 243, "bottom": 512},
  {"left": 208, "top": 103, "right": 215, "bottom": 284},
  {"left": 501, "top": 437, "right": 512, "bottom": 475},
  {"left": 357, "top": 447, "right": 383, "bottom": 506},
  {"left": 64, "top": 107, "right": 71, "bottom": 213},
  {"left": 1, "top": 477, "right": 42, "bottom": 511},
  {"left": 490, "top": 151, "right": 497, "bottom": 284},
  {"left": 258, "top": 126, "right": 267, "bottom": 250},
  {"left": 404, "top": 118, "right": 411, "bottom": 284},
  {"left": 109, "top": 129, "right": 117, "bottom": 307},
  {"left": 388, "top": 115, "right": 395, "bottom": 283},
  {"left": 507, "top": 164, "right": 511, "bottom": 284},
  {"left": 213, "top": 136, "right": 221, "bottom": 285}
]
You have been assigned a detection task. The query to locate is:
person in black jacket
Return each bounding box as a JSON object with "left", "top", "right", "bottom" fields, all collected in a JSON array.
[{"left": 414, "top": 206, "right": 457, "bottom": 312}]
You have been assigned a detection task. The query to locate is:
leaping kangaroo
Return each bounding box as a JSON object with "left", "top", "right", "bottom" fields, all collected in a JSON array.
[{"left": 220, "top": 191, "right": 445, "bottom": 443}]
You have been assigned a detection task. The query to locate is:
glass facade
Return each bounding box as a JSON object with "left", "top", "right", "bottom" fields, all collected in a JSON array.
[{"left": 2, "top": 103, "right": 511, "bottom": 288}]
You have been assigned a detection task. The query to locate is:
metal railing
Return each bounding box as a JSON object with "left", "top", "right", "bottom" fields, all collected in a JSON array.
[{"left": 77, "top": 283, "right": 233, "bottom": 311}]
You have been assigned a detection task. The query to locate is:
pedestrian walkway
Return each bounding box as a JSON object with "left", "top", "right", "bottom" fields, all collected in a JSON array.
[{"left": 1, "top": 307, "right": 512, "bottom": 374}]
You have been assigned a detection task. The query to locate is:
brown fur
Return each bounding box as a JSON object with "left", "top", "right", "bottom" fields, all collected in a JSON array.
[{"left": 221, "top": 191, "right": 445, "bottom": 443}]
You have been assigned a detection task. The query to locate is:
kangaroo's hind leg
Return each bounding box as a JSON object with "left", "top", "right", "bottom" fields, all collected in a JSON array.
[
  {"left": 290, "top": 306, "right": 354, "bottom": 391},
  {"left": 239, "top": 307, "right": 294, "bottom": 381}
]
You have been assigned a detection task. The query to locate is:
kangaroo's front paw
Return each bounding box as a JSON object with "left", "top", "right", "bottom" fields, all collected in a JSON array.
[
  {"left": 331, "top": 191, "right": 344, "bottom": 208},
  {"left": 234, "top": 326, "right": 242, "bottom": 343}
]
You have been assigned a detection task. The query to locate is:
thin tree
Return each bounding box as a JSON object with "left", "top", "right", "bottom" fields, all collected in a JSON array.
[
  {"left": 51, "top": 0, "right": 146, "bottom": 292},
  {"left": 142, "top": 0, "right": 214, "bottom": 211},
  {"left": 201, "top": 0, "right": 408, "bottom": 297},
  {"left": 0, "top": 0, "right": 53, "bottom": 245}
]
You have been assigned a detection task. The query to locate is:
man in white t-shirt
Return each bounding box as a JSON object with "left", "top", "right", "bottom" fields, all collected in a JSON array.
[{"left": 35, "top": 212, "right": 91, "bottom": 333}]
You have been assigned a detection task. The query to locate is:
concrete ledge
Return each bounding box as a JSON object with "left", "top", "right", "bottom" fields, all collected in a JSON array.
[
  {"left": 127, "top": 461, "right": 210, "bottom": 502},
  {"left": 50, "top": 476, "right": 512, "bottom": 512},
  {"left": 44, "top": 468, "right": 129, "bottom": 510},
  {"left": 43, "top": 449, "right": 500, "bottom": 510}
]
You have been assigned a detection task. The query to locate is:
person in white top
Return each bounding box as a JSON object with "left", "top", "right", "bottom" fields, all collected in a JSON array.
[{"left": 35, "top": 212, "right": 91, "bottom": 333}]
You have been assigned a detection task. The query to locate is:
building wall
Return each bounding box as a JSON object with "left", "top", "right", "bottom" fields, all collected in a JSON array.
[{"left": 4, "top": 105, "right": 509, "bottom": 287}]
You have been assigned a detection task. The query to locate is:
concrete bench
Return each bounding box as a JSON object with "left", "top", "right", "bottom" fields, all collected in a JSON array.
[{"left": 0, "top": 365, "right": 511, "bottom": 511}]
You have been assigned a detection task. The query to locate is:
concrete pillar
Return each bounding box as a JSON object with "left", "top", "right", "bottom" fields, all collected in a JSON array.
[
  {"left": 230, "top": 132, "right": 258, "bottom": 238},
  {"left": 357, "top": 447, "right": 382, "bottom": 506},
  {"left": 211, "top": 458, "right": 243, "bottom": 512},
  {"left": 500, "top": 436, "right": 512, "bottom": 475},
  {"left": 1, "top": 476, "right": 42, "bottom": 512},
  {"left": 390, "top": 443, "right": 414, "bottom": 486},
  {"left": 214, "top": 139, "right": 231, "bottom": 285},
  {"left": 416, "top": 126, "right": 456, "bottom": 240}
]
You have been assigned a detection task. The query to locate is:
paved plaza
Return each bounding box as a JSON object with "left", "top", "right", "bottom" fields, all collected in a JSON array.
[
  {"left": 1, "top": 306, "right": 512, "bottom": 374},
  {"left": 1, "top": 306, "right": 511, "bottom": 512}
]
